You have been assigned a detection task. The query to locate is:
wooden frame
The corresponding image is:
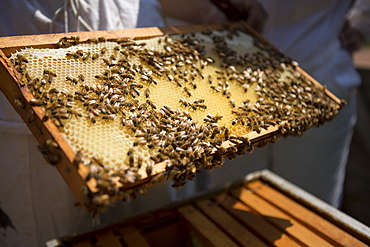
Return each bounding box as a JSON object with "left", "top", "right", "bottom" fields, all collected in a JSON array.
[
  {"left": 0, "top": 23, "right": 343, "bottom": 211},
  {"left": 48, "top": 170, "right": 370, "bottom": 247}
]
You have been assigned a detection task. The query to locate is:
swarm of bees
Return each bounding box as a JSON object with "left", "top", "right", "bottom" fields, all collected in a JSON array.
[{"left": 10, "top": 26, "right": 343, "bottom": 210}]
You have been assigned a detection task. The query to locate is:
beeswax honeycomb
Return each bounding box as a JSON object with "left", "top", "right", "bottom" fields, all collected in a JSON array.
[{"left": 11, "top": 26, "right": 342, "bottom": 209}]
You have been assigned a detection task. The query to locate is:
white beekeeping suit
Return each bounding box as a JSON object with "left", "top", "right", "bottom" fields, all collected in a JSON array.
[
  {"left": 254, "top": 0, "right": 360, "bottom": 208},
  {"left": 347, "top": 0, "right": 370, "bottom": 42},
  {"left": 0, "top": 0, "right": 140, "bottom": 35},
  {"left": 174, "top": 0, "right": 361, "bottom": 209},
  {"left": 0, "top": 1, "right": 167, "bottom": 246}
]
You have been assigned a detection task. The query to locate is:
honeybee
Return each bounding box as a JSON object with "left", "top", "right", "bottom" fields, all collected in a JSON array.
[
  {"left": 29, "top": 98, "right": 45, "bottom": 106},
  {"left": 183, "top": 87, "right": 192, "bottom": 97},
  {"left": 150, "top": 172, "right": 166, "bottom": 184},
  {"left": 229, "top": 99, "right": 236, "bottom": 108},
  {"left": 190, "top": 81, "right": 197, "bottom": 89},
  {"left": 193, "top": 99, "right": 205, "bottom": 104},
  {"left": 78, "top": 74, "right": 85, "bottom": 82},
  {"left": 129, "top": 155, "right": 135, "bottom": 168},
  {"left": 87, "top": 38, "right": 99, "bottom": 43},
  {"left": 95, "top": 75, "right": 108, "bottom": 80},
  {"left": 100, "top": 47, "right": 107, "bottom": 54},
  {"left": 65, "top": 51, "right": 76, "bottom": 59},
  {"left": 146, "top": 99, "right": 157, "bottom": 109},
  {"left": 210, "top": 85, "right": 221, "bottom": 93},
  {"left": 182, "top": 110, "right": 192, "bottom": 119},
  {"left": 167, "top": 74, "right": 174, "bottom": 81},
  {"left": 43, "top": 69, "right": 57, "bottom": 77},
  {"left": 14, "top": 98, "right": 25, "bottom": 109},
  {"left": 71, "top": 109, "right": 83, "bottom": 118},
  {"left": 51, "top": 117, "right": 64, "bottom": 127},
  {"left": 82, "top": 52, "right": 91, "bottom": 61},
  {"left": 242, "top": 83, "right": 249, "bottom": 92},
  {"left": 135, "top": 156, "right": 144, "bottom": 169},
  {"left": 66, "top": 76, "right": 78, "bottom": 84},
  {"left": 174, "top": 78, "right": 182, "bottom": 87},
  {"left": 223, "top": 127, "right": 230, "bottom": 140},
  {"left": 75, "top": 49, "right": 84, "bottom": 56},
  {"left": 73, "top": 150, "right": 84, "bottom": 167},
  {"left": 145, "top": 88, "right": 150, "bottom": 98},
  {"left": 179, "top": 98, "right": 188, "bottom": 107},
  {"left": 27, "top": 109, "right": 35, "bottom": 123},
  {"left": 102, "top": 58, "right": 111, "bottom": 66},
  {"left": 195, "top": 103, "right": 207, "bottom": 110},
  {"left": 146, "top": 164, "right": 153, "bottom": 176},
  {"left": 16, "top": 54, "right": 29, "bottom": 63},
  {"left": 130, "top": 88, "right": 140, "bottom": 98},
  {"left": 15, "top": 64, "right": 27, "bottom": 73},
  {"left": 102, "top": 114, "right": 116, "bottom": 120},
  {"left": 92, "top": 53, "right": 99, "bottom": 60},
  {"left": 87, "top": 112, "right": 96, "bottom": 124},
  {"left": 47, "top": 88, "right": 58, "bottom": 94}
]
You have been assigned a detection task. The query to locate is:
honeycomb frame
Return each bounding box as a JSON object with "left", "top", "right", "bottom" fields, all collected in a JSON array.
[{"left": 0, "top": 23, "right": 344, "bottom": 211}]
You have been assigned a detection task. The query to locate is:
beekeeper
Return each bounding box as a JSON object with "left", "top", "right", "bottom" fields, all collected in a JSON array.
[{"left": 0, "top": 1, "right": 168, "bottom": 246}]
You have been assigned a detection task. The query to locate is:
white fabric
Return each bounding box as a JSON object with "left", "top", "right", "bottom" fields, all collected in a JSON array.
[
  {"left": 0, "top": 0, "right": 140, "bottom": 35},
  {"left": 0, "top": 93, "right": 31, "bottom": 135},
  {"left": 258, "top": 0, "right": 361, "bottom": 90},
  {"left": 347, "top": 0, "right": 370, "bottom": 42},
  {"left": 257, "top": 0, "right": 360, "bottom": 208},
  {"left": 193, "top": 0, "right": 360, "bottom": 209},
  {"left": 137, "top": 0, "right": 165, "bottom": 28},
  {"left": 0, "top": 1, "right": 168, "bottom": 247}
]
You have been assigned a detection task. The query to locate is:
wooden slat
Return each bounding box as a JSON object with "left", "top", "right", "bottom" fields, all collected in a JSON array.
[
  {"left": 231, "top": 186, "right": 333, "bottom": 247},
  {"left": 95, "top": 231, "right": 122, "bottom": 247},
  {"left": 60, "top": 178, "right": 368, "bottom": 247},
  {"left": 214, "top": 193, "right": 301, "bottom": 247},
  {"left": 70, "top": 239, "right": 94, "bottom": 247},
  {"left": 0, "top": 24, "right": 231, "bottom": 57},
  {"left": 141, "top": 220, "right": 187, "bottom": 247},
  {"left": 178, "top": 204, "right": 238, "bottom": 247},
  {"left": 119, "top": 225, "right": 150, "bottom": 247},
  {"left": 246, "top": 181, "right": 368, "bottom": 247},
  {"left": 195, "top": 198, "right": 267, "bottom": 247},
  {"left": 296, "top": 66, "right": 342, "bottom": 105}
]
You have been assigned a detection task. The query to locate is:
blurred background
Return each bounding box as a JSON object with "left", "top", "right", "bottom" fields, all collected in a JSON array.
[{"left": 342, "top": 45, "right": 370, "bottom": 226}]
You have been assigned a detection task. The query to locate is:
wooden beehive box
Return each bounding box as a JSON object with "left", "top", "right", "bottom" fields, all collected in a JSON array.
[
  {"left": 50, "top": 170, "right": 370, "bottom": 247},
  {"left": 0, "top": 23, "right": 344, "bottom": 211}
]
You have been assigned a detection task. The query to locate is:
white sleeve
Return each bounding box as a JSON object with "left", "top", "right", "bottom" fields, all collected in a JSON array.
[{"left": 347, "top": 0, "right": 370, "bottom": 42}]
